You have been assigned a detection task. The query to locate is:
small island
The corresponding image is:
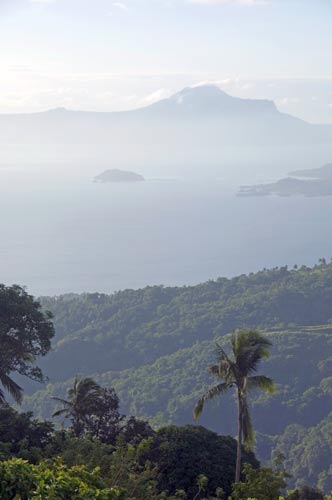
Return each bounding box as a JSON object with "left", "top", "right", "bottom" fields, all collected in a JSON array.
[{"left": 94, "top": 169, "right": 145, "bottom": 183}]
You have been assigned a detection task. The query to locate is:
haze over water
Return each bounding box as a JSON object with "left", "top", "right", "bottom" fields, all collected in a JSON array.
[{"left": 1, "top": 164, "right": 332, "bottom": 296}]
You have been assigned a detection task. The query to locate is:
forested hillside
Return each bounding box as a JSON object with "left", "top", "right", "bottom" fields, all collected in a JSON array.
[{"left": 22, "top": 262, "right": 332, "bottom": 488}]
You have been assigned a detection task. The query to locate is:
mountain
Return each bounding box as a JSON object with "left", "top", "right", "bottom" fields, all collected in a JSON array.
[
  {"left": 1, "top": 85, "right": 331, "bottom": 180},
  {"left": 239, "top": 175, "right": 332, "bottom": 197},
  {"left": 137, "top": 85, "right": 279, "bottom": 117},
  {"left": 291, "top": 163, "right": 332, "bottom": 179},
  {"left": 20, "top": 262, "right": 332, "bottom": 489},
  {"left": 239, "top": 162, "right": 332, "bottom": 197}
]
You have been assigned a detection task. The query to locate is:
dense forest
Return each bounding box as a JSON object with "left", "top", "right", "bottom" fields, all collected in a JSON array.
[
  {"left": 0, "top": 285, "right": 282, "bottom": 498},
  {"left": 16, "top": 261, "right": 332, "bottom": 490}
]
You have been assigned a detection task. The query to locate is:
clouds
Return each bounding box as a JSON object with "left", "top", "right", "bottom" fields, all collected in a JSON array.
[
  {"left": 112, "top": 2, "right": 129, "bottom": 11},
  {"left": 138, "top": 88, "right": 171, "bottom": 106},
  {"left": 188, "top": 0, "right": 269, "bottom": 5},
  {"left": 29, "top": 0, "right": 56, "bottom": 4},
  {"left": 191, "top": 78, "right": 255, "bottom": 93},
  {"left": 278, "top": 96, "right": 300, "bottom": 106},
  {"left": 26, "top": 0, "right": 268, "bottom": 7}
]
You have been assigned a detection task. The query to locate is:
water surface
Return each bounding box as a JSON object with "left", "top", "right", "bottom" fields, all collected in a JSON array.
[{"left": 1, "top": 166, "right": 331, "bottom": 295}]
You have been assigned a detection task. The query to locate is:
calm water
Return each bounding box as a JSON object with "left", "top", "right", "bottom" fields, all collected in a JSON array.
[{"left": 1, "top": 165, "right": 332, "bottom": 296}]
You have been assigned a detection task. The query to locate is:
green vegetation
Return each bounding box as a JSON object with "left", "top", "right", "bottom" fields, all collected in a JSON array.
[
  {"left": 0, "top": 405, "right": 54, "bottom": 463},
  {"left": 287, "top": 485, "right": 325, "bottom": 500},
  {"left": 52, "top": 377, "right": 122, "bottom": 441},
  {"left": 4, "top": 263, "right": 332, "bottom": 496},
  {"left": 38, "top": 262, "right": 332, "bottom": 381},
  {"left": 0, "top": 458, "right": 122, "bottom": 500},
  {"left": 0, "top": 403, "right": 259, "bottom": 499},
  {"left": 0, "top": 400, "right": 331, "bottom": 499},
  {"left": 0, "top": 284, "right": 54, "bottom": 403},
  {"left": 194, "top": 330, "right": 275, "bottom": 482},
  {"left": 230, "top": 460, "right": 289, "bottom": 500},
  {"left": 273, "top": 412, "right": 332, "bottom": 492},
  {"left": 51, "top": 376, "right": 155, "bottom": 446},
  {"left": 19, "top": 262, "right": 332, "bottom": 488},
  {"left": 141, "top": 424, "right": 258, "bottom": 498}
]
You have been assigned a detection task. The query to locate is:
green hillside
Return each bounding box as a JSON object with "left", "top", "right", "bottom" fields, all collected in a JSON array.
[{"left": 22, "top": 262, "right": 332, "bottom": 488}]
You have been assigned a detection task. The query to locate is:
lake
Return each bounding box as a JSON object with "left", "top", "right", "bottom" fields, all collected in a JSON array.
[{"left": 1, "top": 165, "right": 332, "bottom": 296}]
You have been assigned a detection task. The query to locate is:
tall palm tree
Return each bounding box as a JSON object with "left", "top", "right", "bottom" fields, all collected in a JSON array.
[
  {"left": 52, "top": 376, "right": 101, "bottom": 437},
  {"left": 0, "top": 370, "right": 23, "bottom": 405},
  {"left": 194, "top": 330, "right": 275, "bottom": 483}
]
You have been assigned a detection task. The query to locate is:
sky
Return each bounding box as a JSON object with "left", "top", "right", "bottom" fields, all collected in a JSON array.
[{"left": 1, "top": 0, "right": 332, "bottom": 122}]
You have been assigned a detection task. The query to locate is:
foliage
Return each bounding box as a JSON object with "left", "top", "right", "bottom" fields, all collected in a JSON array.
[
  {"left": 272, "top": 413, "right": 332, "bottom": 492},
  {"left": 52, "top": 377, "right": 152, "bottom": 446},
  {"left": 17, "top": 262, "right": 332, "bottom": 489},
  {"left": 25, "top": 264, "right": 332, "bottom": 428},
  {"left": 120, "top": 415, "right": 155, "bottom": 445},
  {"left": 194, "top": 331, "right": 274, "bottom": 448},
  {"left": 7, "top": 275, "right": 332, "bottom": 498},
  {"left": 48, "top": 420, "right": 155, "bottom": 471},
  {"left": 0, "top": 400, "right": 260, "bottom": 500},
  {"left": 140, "top": 425, "right": 259, "bottom": 498},
  {"left": 287, "top": 485, "right": 325, "bottom": 500},
  {"left": 0, "top": 405, "right": 54, "bottom": 463},
  {"left": 230, "top": 463, "right": 289, "bottom": 500},
  {"left": 38, "top": 263, "right": 332, "bottom": 381},
  {"left": 0, "top": 284, "right": 54, "bottom": 403},
  {"left": 52, "top": 376, "right": 103, "bottom": 437},
  {"left": 194, "top": 330, "right": 274, "bottom": 481},
  {"left": 0, "top": 458, "right": 123, "bottom": 500},
  {"left": 0, "top": 375, "right": 174, "bottom": 497},
  {"left": 45, "top": 432, "right": 116, "bottom": 475},
  {"left": 83, "top": 387, "right": 123, "bottom": 444},
  {"left": 108, "top": 435, "right": 166, "bottom": 500}
]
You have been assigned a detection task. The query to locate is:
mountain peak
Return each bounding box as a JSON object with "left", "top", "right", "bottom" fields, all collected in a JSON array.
[
  {"left": 46, "top": 107, "right": 68, "bottom": 114},
  {"left": 145, "top": 85, "right": 277, "bottom": 116},
  {"left": 172, "top": 85, "right": 229, "bottom": 102}
]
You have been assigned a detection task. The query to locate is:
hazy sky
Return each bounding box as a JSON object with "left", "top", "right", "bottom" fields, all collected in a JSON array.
[{"left": 1, "top": 0, "right": 332, "bottom": 122}]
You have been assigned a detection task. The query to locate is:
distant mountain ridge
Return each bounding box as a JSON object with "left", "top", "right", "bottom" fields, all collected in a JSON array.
[
  {"left": 0, "top": 86, "right": 281, "bottom": 118},
  {"left": 0, "top": 85, "right": 331, "bottom": 179},
  {"left": 134, "top": 85, "right": 280, "bottom": 117},
  {"left": 291, "top": 163, "right": 332, "bottom": 179}
]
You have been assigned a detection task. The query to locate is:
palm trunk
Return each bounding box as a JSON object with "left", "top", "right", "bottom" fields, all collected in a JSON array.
[{"left": 235, "top": 391, "right": 242, "bottom": 483}]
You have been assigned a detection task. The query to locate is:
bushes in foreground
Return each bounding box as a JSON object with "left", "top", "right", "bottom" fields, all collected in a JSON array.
[
  {"left": 0, "top": 458, "right": 122, "bottom": 500},
  {"left": 0, "top": 444, "right": 330, "bottom": 499}
]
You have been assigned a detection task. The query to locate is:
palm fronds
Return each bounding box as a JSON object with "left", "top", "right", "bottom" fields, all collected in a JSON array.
[
  {"left": 247, "top": 375, "right": 275, "bottom": 394},
  {"left": 193, "top": 382, "right": 230, "bottom": 420},
  {"left": 232, "top": 330, "right": 272, "bottom": 375},
  {"left": 0, "top": 372, "right": 23, "bottom": 404}
]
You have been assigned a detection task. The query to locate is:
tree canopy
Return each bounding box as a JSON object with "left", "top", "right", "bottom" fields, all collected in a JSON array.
[
  {"left": 0, "top": 284, "right": 54, "bottom": 403},
  {"left": 142, "top": 425, "right": 259, "bottom": 498}
]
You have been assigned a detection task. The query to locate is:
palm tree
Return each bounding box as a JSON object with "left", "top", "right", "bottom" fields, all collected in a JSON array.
[
  {"left": 52, "top": 376, "right": 101, "bottom": 437},
  {"left": 0, "top": 370, "right": 23, "bottom": 405},
  {"left": 194, "top": 330, "right": 275, "bottom": 483},
  {"left": 0, "top": 347, "right": 37, "bottom": 405}
]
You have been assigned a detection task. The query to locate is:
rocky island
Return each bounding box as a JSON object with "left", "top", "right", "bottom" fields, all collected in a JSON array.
[{"left": 94, "top": 169, "right": 145, "bottom": 183}]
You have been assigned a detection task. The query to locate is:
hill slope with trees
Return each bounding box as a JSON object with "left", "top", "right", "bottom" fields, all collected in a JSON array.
[{"left": 21, "top": 262, "right": 332, "bottom": 488}]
